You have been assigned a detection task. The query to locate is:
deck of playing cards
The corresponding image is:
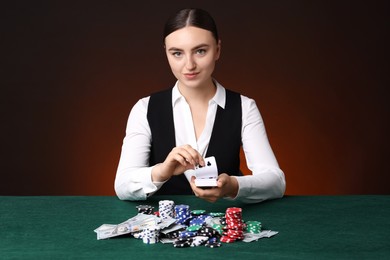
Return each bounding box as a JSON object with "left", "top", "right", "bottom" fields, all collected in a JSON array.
[{"left": 194, "top": 156, "right": 218, "bottom": 188}]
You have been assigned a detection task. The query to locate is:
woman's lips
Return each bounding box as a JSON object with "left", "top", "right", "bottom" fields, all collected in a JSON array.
[{"left": 184, "top": 72, "right": 199, "bottom": 79}]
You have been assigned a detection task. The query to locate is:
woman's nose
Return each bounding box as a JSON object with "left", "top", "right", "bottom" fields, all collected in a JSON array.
[{"left": 185, "top": 56, "right": 196, "bottom": 70}]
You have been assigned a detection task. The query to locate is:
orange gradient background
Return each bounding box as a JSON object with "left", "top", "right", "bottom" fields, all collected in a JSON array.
[{"left": 2, "top": 1, "right": 389, "bottom": 195}]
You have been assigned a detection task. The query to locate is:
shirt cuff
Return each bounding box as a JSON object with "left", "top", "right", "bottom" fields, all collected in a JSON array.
[{"left": 144, "top": 165, "right": 168, "bottom": 196}]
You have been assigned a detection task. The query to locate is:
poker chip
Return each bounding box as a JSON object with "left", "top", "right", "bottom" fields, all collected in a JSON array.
[
  {"left": 100, "top": 199, "right": 270, "bottom": 249},
  {"left": 190, "top": 236, "right": 209, "bottom": 247},
  {"left": 189, "top": 215, "right": 209, "bottom": 227},
  {"left": 173, "top": 242, "right": 191, "bottom": 248},
  {"left": 191, "top": 209, "right": 206, "bottom": 216},
  {"left": 173, "top": 237, "right": 193, "bottom": 248},
  {"left": 205, "top": 242, "right": 222, "bottom": 248},
  {"left": 220, "top": 236, "right": 236, "bottom": 243},
  {"left": 220, "top": 207, "right": 244, "bottom": 243},
  {"left": 175, "top": 204, "right": 191, "bottom": 225},
  {"left": 198, "top": 227, "right": 220, "bottom": 238},
  {"left": 161, "top": 229, "right": 183, "bottom": 239},
  {"left": 159, "top": 200, "right": 175, "bottom": 219},
  {"left": 209, "top": 212, "right": 225, "bottom": 217},
  {"left": 245, "top": 221, "right": 262, "bottom": 234},
  {"left": 212, "top": 224, "right": 224, "bottom": 235},
  {"left": 207, "top": 237, "right": 217, "bottom": 244},
  {"left": 178, "top": 230, "right": 197, "bottom": 238},
  {"left": 142, "top": 225, "right": 160, "bottom": 244},
  {"left": 186, "top": 225, "right": 202, "bottom": 232},
  {"left": 132, "top": 231, "right": 144, "bottom": 239},
  {"left": 136, "top": 205, "right": 154, "bottom": 215}
]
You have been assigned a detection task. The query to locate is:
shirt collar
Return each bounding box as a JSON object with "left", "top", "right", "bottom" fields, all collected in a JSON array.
[{"left": 172, "top": 80, "right": 226, "bottom": 109}]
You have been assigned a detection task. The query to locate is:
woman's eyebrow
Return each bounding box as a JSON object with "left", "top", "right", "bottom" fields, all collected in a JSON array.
[
  {"left": 167, "top": 44, "right": 210, "bottom": 52},
  {"left": 167, "top": 47, "right": 182, "bottom": 52},
  {"left": 191, "top": 44, "right": 209, "bottom": 50}
]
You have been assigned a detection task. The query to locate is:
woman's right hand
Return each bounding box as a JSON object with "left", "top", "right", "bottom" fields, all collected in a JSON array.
[{"left": 151, "top": 145, "right": 204, "bottom": 182}]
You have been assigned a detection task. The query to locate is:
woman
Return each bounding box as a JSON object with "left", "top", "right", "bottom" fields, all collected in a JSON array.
[{"left": 115, "top": 8, "right": 286, "bottom": 203}]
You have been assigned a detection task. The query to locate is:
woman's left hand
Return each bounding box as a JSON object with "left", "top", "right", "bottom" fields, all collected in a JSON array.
[{"left": 190, "top": 174, "right": 239, "bottom": 203}]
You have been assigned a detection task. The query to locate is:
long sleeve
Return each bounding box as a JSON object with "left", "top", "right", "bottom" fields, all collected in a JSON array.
[
  {"left": 232, "top": 96, "right": 286, "bottom": 203},
  {"left": 114, "top": 97, "right": 165, "bottom": 201}
]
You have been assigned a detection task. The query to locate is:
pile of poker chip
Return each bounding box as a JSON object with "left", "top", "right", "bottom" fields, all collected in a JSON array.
[
  {"left": 133, "top": 201, "right": 267, "bottom": 248},
  {"left": 172, "top": 222, "right": 222, "bottom": 248},
  {"left": 220, "top": 207, "right": 245, "bottom": 243}
]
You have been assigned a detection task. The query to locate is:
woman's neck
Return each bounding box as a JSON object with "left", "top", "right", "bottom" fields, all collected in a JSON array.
[{"left": 178, "top": 79, "right": 216, "bottom": 104}]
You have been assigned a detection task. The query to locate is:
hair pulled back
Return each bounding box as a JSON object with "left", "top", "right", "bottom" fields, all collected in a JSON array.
[{"left": 163, "top": 8, "right": 219, "bottom": 43}]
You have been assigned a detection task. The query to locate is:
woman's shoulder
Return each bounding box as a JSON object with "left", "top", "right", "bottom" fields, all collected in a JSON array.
[
  {"left": 148, "top": 88, "right": 173, "bottom": 100},
  {"left": 134, "top": 87, "right": 173, "bottom": 108},
  {"left": 223, "top": 87, "right": 256, "bottom": 106}
]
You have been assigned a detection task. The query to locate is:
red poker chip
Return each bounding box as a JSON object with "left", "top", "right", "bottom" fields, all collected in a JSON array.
[
  {"left": 220, "top": 236, "right": 236, "bottom": 243},
  {"left": 228, "top": 232, "right": 243, "bottom": 236},
  {"left": 223, "top": 233, "right": 241, "bottom": 238},
  {"left": 223, "top": 207, "right": 244, "bottom": 243},
  {"left": 227, "top": 234, "right": 244, "bottom": 240},
  {"left": 227, "top": 230, "right": 244, "bottom": 235},
  {"left": 227, "top": 224, "right": 244, "bottom": 229},
  {"left": 226, "top": 207, "right": 242, "bottom": 213},
  {"left": 226, "top": 214, "right": 242, "bottom": 218}
]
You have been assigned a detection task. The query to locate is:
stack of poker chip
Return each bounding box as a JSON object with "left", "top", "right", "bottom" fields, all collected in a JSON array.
[
  {"left": 159, "top": 200, "right": 175, "bottom": 219},
  {"left": 142, "top": 225, "right": 160, "bottom": 244},
  {"left": 173, "top": 226, "right": 221, "bottom": 248},
  {"left": 198, "top": 226, "right": 222, "bottom": 247},
  {"left": 173, "top": 230, "right": 197, "bottom": 248},
  {"left": 220, "top": 207, "right": 244, "bottom": 243},
  {"left": 188, "top": 214, "right": 209, "bottom": 227},
  {"left": 136, "top": 205, "right": 154, "bottom": 215},
  {"left": 174, "top": 204, "right": 191, "bottom": 225},
  {"left": 245, "top": 220, "right": 262, "bottom": 234}
]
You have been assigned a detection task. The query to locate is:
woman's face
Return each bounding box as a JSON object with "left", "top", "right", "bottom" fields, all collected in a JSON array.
[{"left": 165, "top": 26, "right": 221, "bottom": 89}]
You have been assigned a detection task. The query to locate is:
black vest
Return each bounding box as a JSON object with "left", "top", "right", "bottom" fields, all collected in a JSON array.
[{"left": 147, "top": 88, "right": 242, "bottom": 195}]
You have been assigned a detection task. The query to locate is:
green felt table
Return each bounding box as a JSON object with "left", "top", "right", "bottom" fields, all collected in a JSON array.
[{"left": 1, "top": 195, "right": 389, "bottom": 259}]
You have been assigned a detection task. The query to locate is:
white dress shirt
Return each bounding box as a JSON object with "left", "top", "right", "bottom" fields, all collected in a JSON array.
[{"left": 115, "top": 80, "right": 286, "bottom": 203}]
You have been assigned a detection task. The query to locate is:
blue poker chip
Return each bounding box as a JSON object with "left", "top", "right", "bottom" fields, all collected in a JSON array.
[
  {"left": 178, "top": 231, "right": 197, "bottom": 238},
  {"left": 208, "top": 237, "right": 217, "bottom": 244}
]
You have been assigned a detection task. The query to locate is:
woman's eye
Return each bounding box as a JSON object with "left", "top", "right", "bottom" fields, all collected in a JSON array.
[
  {"left": 196, "top": 49, "right": 206, "bottom": 55},
  {"left": 172, "top": 52, "right": 182, "bottom": 57}
]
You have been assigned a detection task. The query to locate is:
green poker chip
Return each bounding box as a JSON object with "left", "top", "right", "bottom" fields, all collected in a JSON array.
[
  {"left": 212, "top": 224, "right": 224, "bottom": 235},
  {"left": 245, "top": 220, "right": 262, "bottom": 234},
  {"left": 187, "top": 225, "right": 202, "bottom": 232},
  {"left": 191, "top": 209, "right": 206, "bottom": 215},
  {"left": 209, "top": 212, "right": 225, "bottom": 217}
]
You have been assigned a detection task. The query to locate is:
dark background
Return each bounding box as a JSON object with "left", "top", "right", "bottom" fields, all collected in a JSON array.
[{"left": 1, "top": 1, "right": 389, "bottom": 195}]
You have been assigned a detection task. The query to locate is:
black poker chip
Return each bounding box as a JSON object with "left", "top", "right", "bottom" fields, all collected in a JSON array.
[
  {"left": 136, "top": 205, "right": 154, "bottom": 215},
  {"left": 173, "top": 238, "right": 193, "bottom": 248},
  {"left": 205, "top": 242, "right": 222, "bottom": 248},
  {"left": 198, "top": 227, "right": 220, "bottom": 237}
]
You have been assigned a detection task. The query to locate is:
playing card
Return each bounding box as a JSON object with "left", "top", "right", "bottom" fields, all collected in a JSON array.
[{"left": 194, "top": 156, "right": 218, "bottom": 187}]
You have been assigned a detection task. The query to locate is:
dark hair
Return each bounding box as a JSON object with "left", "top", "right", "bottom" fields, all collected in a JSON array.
[{"left": 163, "top": 8, "right": 219, "bottom": 43}]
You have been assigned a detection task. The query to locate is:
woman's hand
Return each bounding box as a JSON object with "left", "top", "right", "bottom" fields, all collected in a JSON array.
[
  {"left": 190, "top": 173, "right": 239, "bottom": 203},
  {"left": 152, "top": 145, "right": 204, "bottom": 182}
]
